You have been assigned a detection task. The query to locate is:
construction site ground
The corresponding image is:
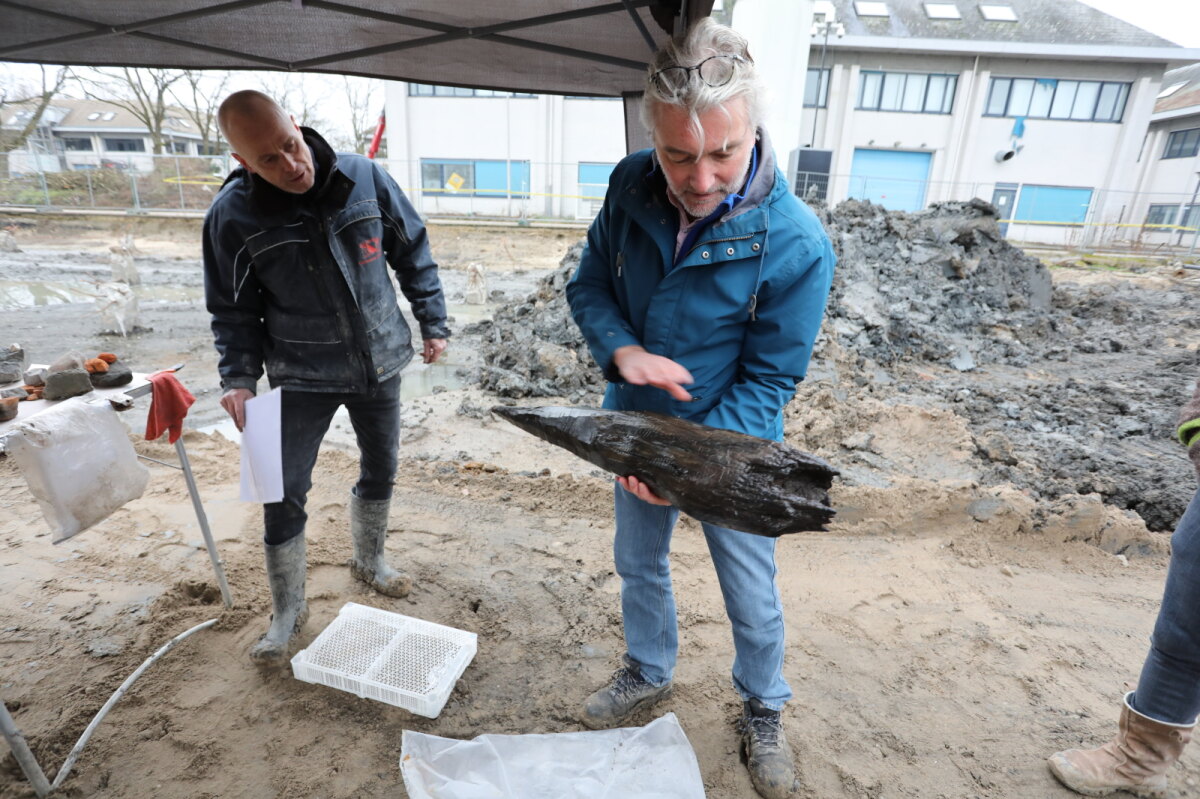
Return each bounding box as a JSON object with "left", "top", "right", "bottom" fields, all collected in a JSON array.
[{"left": 1, "top": 211, "right": 1198, "bottom": 799}]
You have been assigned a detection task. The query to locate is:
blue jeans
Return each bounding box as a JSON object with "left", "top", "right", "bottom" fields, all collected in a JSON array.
[
  {"left": 613, "top": 484, "right": 792, "bottom": 710},
  {"left": 1132, "top": 489, "right": 1200, "bottom": 725},
  {"left": 262, "top": 377, "right": 401, "bottom": 545}
]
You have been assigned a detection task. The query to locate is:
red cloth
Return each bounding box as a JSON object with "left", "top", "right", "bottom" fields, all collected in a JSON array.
[{"left": 145, "top": 371, "right": 195, "bottom": 444}]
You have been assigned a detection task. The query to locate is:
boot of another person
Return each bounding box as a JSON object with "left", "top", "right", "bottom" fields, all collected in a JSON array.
[
  {"left": 349, "top": 493, "right": 412, "bottom": 598},
  {"left": 249, "top": 535, "right": 308, "bottom": 665},
  {"left": 740, "top": 698, "right": 798, "bottom": 799},
  {"left": 1048, "top": 692, "right": 1194, "bottom": 798},
  {"left": 581, "top": 656, "right": 673, "bottom": 729}
]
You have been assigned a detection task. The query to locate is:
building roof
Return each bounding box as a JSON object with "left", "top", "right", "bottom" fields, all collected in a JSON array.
[
  {"left": 2, "top": 97, "right": 201, "bottom": 137},
  {"left": 1155, "top": 63, "right": 1200, "bottom": 116},
  {"left": 817, "top": 0, "right": 1178, "bottom": 47}
]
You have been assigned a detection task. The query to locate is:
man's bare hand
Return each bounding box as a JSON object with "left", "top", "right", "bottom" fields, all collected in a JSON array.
[
  {"left": 423, "top": 338, "right": 447, "bottom": 364},
  {"left": 613, "top": 346, "right": 693, "bottom": 401},
  {"left": 617, "top": 474, "right": 672, "bottom": 506},
  {"left": 220, "top": 388, "right": 255, "bottom": 432}
]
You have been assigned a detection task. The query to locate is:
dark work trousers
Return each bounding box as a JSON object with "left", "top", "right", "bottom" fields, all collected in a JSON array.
[
  {"left": 262, "top": 376, "right": 401, "bottom": 545},
  {"left": 1132, "top": 489, "right": 1200, "bottom": 724}
]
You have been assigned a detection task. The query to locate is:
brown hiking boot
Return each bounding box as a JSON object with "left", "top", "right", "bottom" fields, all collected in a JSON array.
[
  {"left": 1048, "top": 692, "right": 1194, "bottom": 797},
  {"left": 740, "top": 698, "right": 797, "bottom": 799}
]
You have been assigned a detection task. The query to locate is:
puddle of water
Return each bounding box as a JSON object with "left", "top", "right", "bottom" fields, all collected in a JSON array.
[
  {"left": 0, "top": 281, "right": 98, "bottom": 308},
  {"left": 0, "top": 281, "right": 200, "bottom": 310},
  {"left": 446, "top": 301, "right": 497, "bottom": 325},
  {"left": 400, "top": 359, "right": 466, "bottom": 400},
  {"left": 197, "top": 358, "right": 467, "bottom": 441}
]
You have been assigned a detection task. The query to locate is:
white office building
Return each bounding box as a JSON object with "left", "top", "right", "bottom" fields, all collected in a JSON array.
[{"left": 377, "top": 1, "right": 1200, "bottom": 246}]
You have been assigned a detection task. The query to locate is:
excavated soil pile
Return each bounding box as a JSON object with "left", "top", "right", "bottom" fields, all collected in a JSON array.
[
  {"left": 469, "top": 198, "right": 1199, "bottom": 532},
  {"left": 821, "top": 198, "right": 1054, "bottom": 370},
  {"left": 473, "top": 240, "right": 604, "bottom": 399},
  {"left": 477, "top": 199, "right": 1061, "bottom": 396}
]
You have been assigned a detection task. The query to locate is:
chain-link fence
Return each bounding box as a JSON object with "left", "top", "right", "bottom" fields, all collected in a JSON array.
[
  {"left": 795, "top": 169, "right": 1200, "bottom": 254},
  {"left": 2, "top": 154, "right": 1198, "bottom": 255}
]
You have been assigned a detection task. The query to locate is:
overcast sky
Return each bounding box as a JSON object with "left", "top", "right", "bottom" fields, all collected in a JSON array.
[{"left": 1076, "top": 0, "right": 1200, "bottom": 47}]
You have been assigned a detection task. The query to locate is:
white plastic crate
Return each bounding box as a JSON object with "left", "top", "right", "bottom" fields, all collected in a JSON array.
[{"left": 291, "top": 602, "right": 477, "bottom": 718}]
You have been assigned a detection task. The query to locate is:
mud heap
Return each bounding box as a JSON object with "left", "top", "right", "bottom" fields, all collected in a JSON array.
[
  {"left": 475, "top": 241, "right": 604, "bottom": 399},
  {"left": 477, "top": 198, "right": 1060, "bottom": 395},
  {"left": 821, "top": 198, "right": 1057, "bottom": 370},
  {"left": 471, "top": 198, "right": 1199, "bottom": 533}
]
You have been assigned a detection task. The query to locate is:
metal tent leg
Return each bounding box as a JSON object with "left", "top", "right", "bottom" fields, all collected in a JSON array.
[
  {"left": 0, "top": 700, "right": 52, "bottom": 798},
  {"left": 173, "top": 438, "right": 233, "bottom": 608}
]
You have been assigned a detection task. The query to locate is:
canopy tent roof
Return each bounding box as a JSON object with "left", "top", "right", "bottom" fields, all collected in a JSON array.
[{"left": 0, "top": 0, "right": 714, "bottom": 97}]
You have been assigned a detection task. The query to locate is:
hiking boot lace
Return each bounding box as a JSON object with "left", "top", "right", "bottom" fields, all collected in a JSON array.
[
  {"left": 743, "top": 714, "right": 783, "bottom": 748},
  {"left": 609, "top": 666, "right": 650, "bottom": 701}
]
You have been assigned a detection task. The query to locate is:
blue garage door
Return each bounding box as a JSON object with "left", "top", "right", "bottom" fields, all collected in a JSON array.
[
  {"left": 848, "top": 149, "right": 932, "bottom": 212},
  {"left": 1014, "top": 185, "right": 1092, "bottom": 225}
]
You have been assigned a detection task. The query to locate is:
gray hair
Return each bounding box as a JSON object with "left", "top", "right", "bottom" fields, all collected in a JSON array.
[{"left": 641, "top": 17, "right": 764, "bottom": 149}]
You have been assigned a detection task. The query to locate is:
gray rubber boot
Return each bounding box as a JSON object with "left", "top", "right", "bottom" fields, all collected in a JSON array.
[
  {"left": 349, "top": 493, "right": 412, "bottom": 598},
  {"left": 249, "top": 535, "right": 308, "bottom": 665}
]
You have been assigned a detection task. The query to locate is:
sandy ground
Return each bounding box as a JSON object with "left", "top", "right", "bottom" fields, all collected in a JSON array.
[{"left": 2, "top": 216, "right": 1199, "bottom": 799}]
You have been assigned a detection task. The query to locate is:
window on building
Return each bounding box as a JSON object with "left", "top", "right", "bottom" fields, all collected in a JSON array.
[
  {"left": 420, "top": 159, "right": 531, "bottom": 197},
  {"left": 924, "top": 3, "right": 961, "bottom": 19},
  {"left": 1015, "top": 185, "right": 1093, "bottom": 225},
  {"left": 577, "top": 163, "right": 615, "bottom": 196},
  {"left": 1145, "top": 204, "right": 1179, "bottom": 226},
  {"left": 1163, "top": 128, "right": 1200, "bottom": 159},
  {"left": 198, "top": 142, "right": 224, "bottom": 156},
  {"left": 408, "top": 84, "right": 535, "bottom": 98},
  {"left": 101, "top": 111, "right": 116, "bottom": 121},
  {"left": 858, "top": 71, "right": 956, "bottom": 114},
  {"left": 854, "top": 1, "right": 889, "bottom": 16},
  {"left": 979, "top": 4, "right": 1017, "bottom": 20},
  {"left": 168, "top": 141, "right": 188, "bottom": 154},
  {"left": 103, "top": 137, "right": 145, "bottom": 152},
  {"left": 1158, "top": 82, "right": 1186, "bottom": 99},
  {"left": 804, "top": 68, "right": 830, "bottom": 108},
  {"left": 61, "top": 137, "right": 93, "bottom": 152},
  {"left": 985, "top": 78, "right": 1129, "bottom": 122},
  {"left": 1184, "top": 205, "right": 1200, "bottom": 231},
  {"left": 87, "top": 111, "right": 102, "bottom": 120}
]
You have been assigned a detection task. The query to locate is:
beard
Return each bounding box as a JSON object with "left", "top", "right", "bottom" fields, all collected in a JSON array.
[{"left": 664, "top": 155, "right": 753, "bottom": 220}]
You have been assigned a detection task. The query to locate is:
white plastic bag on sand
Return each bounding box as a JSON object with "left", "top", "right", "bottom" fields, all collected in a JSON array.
[
  {"left": 7, "top": 401, "right": 149, "bottom": 543},
  {"left": 400, "top": 713, "right": 707, "bottom": 799}
]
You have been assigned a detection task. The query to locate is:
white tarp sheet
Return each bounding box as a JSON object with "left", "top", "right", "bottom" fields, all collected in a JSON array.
[{"left": 400, "top": 713, "right": 707, "bottom": 799}]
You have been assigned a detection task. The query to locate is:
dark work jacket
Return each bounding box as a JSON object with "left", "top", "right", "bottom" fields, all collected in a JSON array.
[{"left": 202, "top": 128, "right": 449, "bottom": 394}]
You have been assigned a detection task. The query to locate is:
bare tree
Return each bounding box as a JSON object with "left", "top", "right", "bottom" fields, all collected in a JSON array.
[
  {"left": 262, "top": 73, "right": 332, "bottom": 132},
  {"left": 170, "top": 70, "right": 229, "bottom": 155},
  {"left": 77, "top": 67, "right": 185, "bottom": 155},
  {"left": 0, "top": 65, "right": 71, "bottom": 152},
  {"left": 343, "top": 76, "right": 382, "bottom": 155}
]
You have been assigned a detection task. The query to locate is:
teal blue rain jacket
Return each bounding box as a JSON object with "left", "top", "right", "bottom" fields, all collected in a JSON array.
[{"left": 566, "top": 130, "right": 835, "bottom": 442}]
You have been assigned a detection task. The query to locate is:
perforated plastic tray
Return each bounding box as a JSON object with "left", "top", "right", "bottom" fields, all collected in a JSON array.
[{"left": 291, "top": 602, "right": 477, "bottom": 718}]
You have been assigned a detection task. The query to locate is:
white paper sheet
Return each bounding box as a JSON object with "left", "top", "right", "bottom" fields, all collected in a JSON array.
[{"left": 240, "top": 388, "right": 283, "bottom": 503}]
